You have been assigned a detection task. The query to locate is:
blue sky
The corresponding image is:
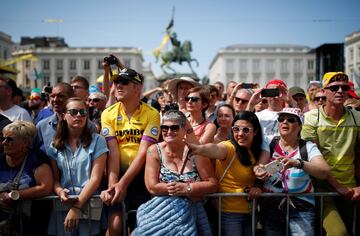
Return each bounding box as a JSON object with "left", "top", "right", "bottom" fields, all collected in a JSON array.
[{"left": 1, "top": 0, "right": 360, "bottom": 78}]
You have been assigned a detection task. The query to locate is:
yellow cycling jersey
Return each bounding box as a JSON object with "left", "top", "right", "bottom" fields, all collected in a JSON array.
[{"left": 101, "top": 101, "right": 160, "bottom": 175}]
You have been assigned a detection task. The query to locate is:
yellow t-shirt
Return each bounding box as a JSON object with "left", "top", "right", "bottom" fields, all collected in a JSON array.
[
  {"left": 101, "top": 101, "right": 160, "bottom": 175},
  {"left": 216, "top": 140, "right": 256, "bottom": 213}
]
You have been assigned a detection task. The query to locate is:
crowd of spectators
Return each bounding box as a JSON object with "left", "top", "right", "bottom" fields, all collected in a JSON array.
[{"left": 0, "top": 54, "right": 360, "bottom": 236}]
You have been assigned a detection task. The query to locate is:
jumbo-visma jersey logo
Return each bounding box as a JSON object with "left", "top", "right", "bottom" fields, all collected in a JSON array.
[{"left": 115, "top": 129, "right": 144, "bottom": 143}]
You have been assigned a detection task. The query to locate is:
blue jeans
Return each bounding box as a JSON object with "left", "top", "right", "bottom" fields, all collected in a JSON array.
[
  {"left": 261, "top": 207, "right": 315, "bottom": 236},
  {"left": 220, "top": 212, "right": 251, "bottom": 236}
]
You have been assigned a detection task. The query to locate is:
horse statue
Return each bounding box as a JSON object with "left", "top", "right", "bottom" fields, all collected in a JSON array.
[{"left": 155, "top": 40, "right": 199, "bottom": 75}]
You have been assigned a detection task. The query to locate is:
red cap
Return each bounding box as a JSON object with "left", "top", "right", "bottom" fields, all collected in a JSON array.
[
  {"left": 348, "top": 81, "right": 360, "bottom": 99},
  {"left": 265, "top": 79, "right": 287, "bottom": 89}
]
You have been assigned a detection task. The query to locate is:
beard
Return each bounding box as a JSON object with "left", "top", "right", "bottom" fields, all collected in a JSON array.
[{"left": 28, "top": 103, "right": 41, "bottom": 110}]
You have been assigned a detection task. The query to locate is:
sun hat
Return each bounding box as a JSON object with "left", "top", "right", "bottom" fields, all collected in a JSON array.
[
  {"left": 289, "top": 86, "right": 306, "bottom": 98},
  {"left": 167, "top": 77, "right": 200, "bottom": 99},
  {"left": 265, "top": 79, "right": 287, "bottom": 89}
]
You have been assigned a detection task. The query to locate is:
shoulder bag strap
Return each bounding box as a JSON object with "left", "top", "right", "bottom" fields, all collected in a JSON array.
[
  {"left": 219, "top": 154, "right": 236, "bottom": 182},
  {"left": 12, "top": 155, "right": 28, "bottom": 190}
]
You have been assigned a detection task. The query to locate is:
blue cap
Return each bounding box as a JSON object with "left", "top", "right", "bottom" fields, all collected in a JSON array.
[{"left": 89, "top": 85, "right": 101, "bottom": 94}]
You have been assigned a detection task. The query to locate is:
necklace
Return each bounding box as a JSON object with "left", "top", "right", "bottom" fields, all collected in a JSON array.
[
  {"left": 191, "top": 118, "right": 206, "bottom": 127},
  {"left": 279, "top": 139, "right": 297, "bottom": 156}
]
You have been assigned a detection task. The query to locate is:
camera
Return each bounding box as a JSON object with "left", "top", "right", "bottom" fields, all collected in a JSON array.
[{"left": 104, "top": 55, "right": 118, "bottom": 65}]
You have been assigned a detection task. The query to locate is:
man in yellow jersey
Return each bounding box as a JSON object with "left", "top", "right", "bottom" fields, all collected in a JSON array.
[
  {"left": 302, "top": 72, "right": 360, "bottom": 235},
  {"left": 100, "top": 67, "right": 160, "bottom": 235}
]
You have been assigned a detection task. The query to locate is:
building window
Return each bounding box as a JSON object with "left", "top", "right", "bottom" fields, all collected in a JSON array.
[
  {"left": 252, "top": 59, "right": 261, "bottom": 73},
  {"left": 56, "top": 60, "right": 63, "bottom": 70},
  {"left": 124, "top": 59, "right": 131, "bottom": 68},
  {"left": 239, "top": 59, "right": 248, "bottom": 73},
  {"left": 25, "top": 60, "right": 30, "bottom": 69},
  {"left": 349, "top": 48, "right": 354, "bottom": 61},
  {"left": 307, "top": 60, "right": 314, "bottom": 70},
  {"left": 83, "top": 60, "right": 90, "bottom": 70},
  {"left": 252, "top": 73, "right": 261, "bottom": 84},
  {"left": 3, "top": 48, "right": 9, "bottom": 59},
  {"left": 281, "top": 59, "right": 289, "bottom": 73},
  {"left": 266, "top": 59, "right": 275, "bottom": 73},
  {"left": 57, "top": 76, "right": 63, "bottom": 84},
  {"left": 226, "top": 73, "right": 235, "bottom": 83},
  {"left": 294, "top": 59, "right": 303, "bottom": 73},
  {"left": 69, "top": 60, "right": 76, "bottom": 70},
  {"left": 226, "top": 59, "right": 235, "bottom": 73},
  {"left": 98, "top": 59, "right": 103, "bottom": 70},
  {"left": 43, "top": 76, "right": 50, "bottom": 86},
  {"left": 43, "top": 60, "right": 50, "bottom": 70}
]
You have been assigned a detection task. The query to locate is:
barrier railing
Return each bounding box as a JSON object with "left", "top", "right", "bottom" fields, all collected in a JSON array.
[
  {"left": 207, "top": 192, "right": 358, "bottom": 236},
  {"left": 2, "top": 192, "right": 358, "bottom": 236}
]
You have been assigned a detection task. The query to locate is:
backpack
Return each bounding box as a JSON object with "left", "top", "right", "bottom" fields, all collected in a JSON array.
[{"left": 269, "top": 136, "right": 308, "bottom": 162}]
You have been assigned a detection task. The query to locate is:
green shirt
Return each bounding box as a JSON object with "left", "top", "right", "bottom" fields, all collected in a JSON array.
[{"left": 301, "top": 107, "right": 360, "bottom": 187}]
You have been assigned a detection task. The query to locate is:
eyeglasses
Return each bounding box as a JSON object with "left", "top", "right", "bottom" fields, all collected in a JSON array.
[
  {"left": 231, "top": 126, "right": 253, "bottom": 134},
  {"left": 347, "top": 106, "right": 360, "bottom": 111},
  {"left": 277, "top": 116, "right": 298, "bottom": 123},
  {"left": 113, "top": 78, "right": 131, "bottom": 86},
  {"left": 88, "top": 98, "right": 101, "bottom": 103},
  {"left": 1, "top": 136, "right": 15, "bottom": 144},
  {"left": 185, "top": 96, "right": 201, "bottom": 103},
  {"left": 160, "top": 125, "right": 181, "bottom": 133},
  {"left": 325, "top": 85, "right": 349, "bottom": 92},
  {"left": 234, "top": 97, "right": 249, "bottom": 104},
  {"left": 314, "top": 96, "right": 326, "bottom": 102},
  {"left": 66, "top": 109, "right": 88, "bottom": 117},
  {"left": 28, "top": 95, "right": 41, "bottom": 101}
]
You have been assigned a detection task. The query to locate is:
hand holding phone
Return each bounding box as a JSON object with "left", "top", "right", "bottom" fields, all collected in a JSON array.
[
  {"left": 263, "top": 160, "right": 283, "bottom": 175},
  {"left": 261, "top": 88, "right": 280, "bottom": 97}
]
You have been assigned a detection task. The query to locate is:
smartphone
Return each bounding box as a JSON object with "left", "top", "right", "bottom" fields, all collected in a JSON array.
[
  {"left": 261, "top": 88, "right": 280, "bottom": 97},
  {"left": 242, "top": 83, "right": 254, "bottom": 89},
  {"left": 263, "top": 160, "right": 283, "bottom": 175},
  {"left": 68, "top": 195, "right": 79, "bottom": 200}
]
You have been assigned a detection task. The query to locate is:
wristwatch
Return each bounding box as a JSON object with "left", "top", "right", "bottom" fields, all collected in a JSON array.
[
  {"left": 186, "top": 183, "right": 192, "bottom": 194},
  {"left": 8, "top": 190, "right": 20, "bottom": 201}
]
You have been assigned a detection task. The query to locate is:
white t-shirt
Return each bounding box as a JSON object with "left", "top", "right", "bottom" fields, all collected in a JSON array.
[
  {"left": 1, "top": 105, "right": 32, "bottom": 122},
  {"left": 255, "top": 109, "right": 279, "bottom": 141}
]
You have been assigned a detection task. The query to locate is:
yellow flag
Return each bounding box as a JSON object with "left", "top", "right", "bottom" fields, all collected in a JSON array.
[{"left": 153, "top": 34, "right": 170, "bottom": 57}]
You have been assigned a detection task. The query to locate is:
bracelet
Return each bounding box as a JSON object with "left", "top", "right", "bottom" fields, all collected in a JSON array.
[{"left": 296, "top": 158, "right": 304, "bottom": 169}]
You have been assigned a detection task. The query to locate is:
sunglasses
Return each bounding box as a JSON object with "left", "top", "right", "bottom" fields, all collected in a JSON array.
[
  {"left": 234, "top": 97, "right": 249, "bottom": 104},
  {"left": 185, "top": 96, "right": 201, "bottom": 103},
  {"left": 66, "top": 109, "right": 88, "bottom": 117},
  {"left": 277, "top": 116, "right": 298, "bottom": 123},
  {"left": 113, "top": 78, "right": 131, "bottom": 86},
  {"left": 88, "top": 98, "right": 101, "bottom": 103},
  {"left": 347, "top": 106, "right": 360, "bottom": 111},
  {"left": 325, "top": 85, "right": 349, "bottom": 92},
  {"left": 28, "top": 95, "right": 41, "bottom": 101},
  {"left": 314, "top": 96, "right": 326, "bottom": 102},
  {"left": 1, "top": 136, "right": 15, "bottom": 144},
  {"left": 231, "top": 126, "right": 253, "bottom": 134},
  {"left": 160, "top": 125, "right": 181, "bottom": 132}
]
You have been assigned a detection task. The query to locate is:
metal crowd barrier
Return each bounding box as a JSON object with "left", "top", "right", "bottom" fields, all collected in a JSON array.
[
  {"left": 5, "top": 192, "right": 358, "bottom": 236},
  {"left": 207, "top": 192, "right": 358, "bottom": 236}
]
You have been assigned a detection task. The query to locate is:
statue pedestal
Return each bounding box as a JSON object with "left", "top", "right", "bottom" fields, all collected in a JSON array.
[{"left": 156, "top": 73, "right": 200, "bottom": 83}]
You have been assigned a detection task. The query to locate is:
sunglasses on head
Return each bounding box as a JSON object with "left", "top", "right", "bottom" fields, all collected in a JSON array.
[
  {"left": 1, "top": 136, "right": 15, "bottom": 144},
  {"left": 325, "top": 85, "right": 349, "bottom": 92},
  {"left": 234, "top": 97, "right": 249, "bottom": 104},
  {"left": 160, "top": 125, "right": 181, "bottom": 132},
  {"left": 66, "top": 109, "right": 88, "bottom": 117},
  {"left": 277, "top": 116, "right": 298, "bottom": 123},
  {"left": 113, "top": 78, "right": 131, "bottom": 86},
  {"left": 88, "top": 98, "right": 101, "bottom": 103},
  {"left": 28, "top": 95, "right": 41, "bottom": 101},
  {"left": 231, "top": 126, "right": 253, "bottom": 134},
  {"left": 314, "top": 96, "right": 326, "bottom": 102},
  {"left": 347, "top": 106, "right": 360, "bottom": 111},
  {"left": 185, "top": 96, "right": 201, "bottom": 103}
]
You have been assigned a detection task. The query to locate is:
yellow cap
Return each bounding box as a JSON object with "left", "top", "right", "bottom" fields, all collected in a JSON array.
[{"left": 322, "top": 72, "right": 348, "bottom": 88}]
